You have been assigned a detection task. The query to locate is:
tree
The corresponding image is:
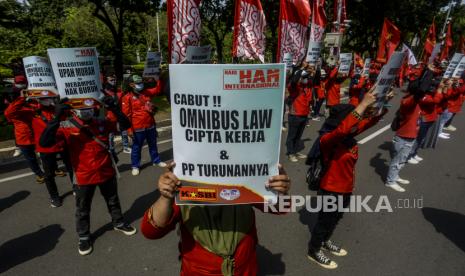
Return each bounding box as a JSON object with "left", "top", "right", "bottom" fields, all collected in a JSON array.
[
  {"left": 200, "top": 0, "right": 235, "bottom": 63},
  {"left": 87, "top": 0, "right": 160, "bottom": 81}
]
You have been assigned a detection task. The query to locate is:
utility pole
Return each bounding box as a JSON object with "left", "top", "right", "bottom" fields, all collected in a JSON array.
[
  {"left": 156, "top": 13, "right": 161, "bottom": 58},
  {"left": 440, "top": 0, "right": 454, "bottom": 38}
]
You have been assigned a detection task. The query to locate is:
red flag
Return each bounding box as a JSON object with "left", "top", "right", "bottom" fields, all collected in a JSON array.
[
  {"left": 439, "top": 23, "right": 453, "bottom": 61},
  {"left": 459, "top": 35, "right": 465, "bottom": 54},
  {"left": 354, "top": 53, "right": 364, "bottom": 68},
  {"left": 423, "top": 21, "right": 436, "bottom": 62},
  {"left": 277, "top": 0, "right": 311, "bottom": 63},
  {"left": 376, "top": 18, "right": 401, "bottom": 64},
  {"left": 332, "top": 0, "right": 347, "bottom": 32},
  {"left": 310, "top": 0, "right": 327, "bottom": 41},
  {"left": 233, "top": 0, "right": 267, "bottom": 62},
  {"left": 167, "top": 0, "right": 202, "bottom": 64}
]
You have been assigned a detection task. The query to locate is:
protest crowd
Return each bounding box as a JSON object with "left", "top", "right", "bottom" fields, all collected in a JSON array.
[{"left": 1, "top": 0, "right": 465, "bottom": 275}]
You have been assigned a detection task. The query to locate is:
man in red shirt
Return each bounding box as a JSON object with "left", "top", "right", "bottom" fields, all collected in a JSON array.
[
  {"left": 31, "top": 93, "right": 73, "bottom": 207},
  {"left": 286, "top": 70, "right": 313, "bottom": 162},
  {"left": 311, "top": 69, "right": 327, "bottom": 121},
  {"left": 440, "top": 76, "right": 465, "bottom": 135},
  {"left": 122, "top": 75, "right": 167, "bottom": 176},
  {"left": 407, "top": 81, "right": 443, "bottom": 164},
  {"left": 385, "top": 68, "right": 433, "bottom": 192},
  {"left": 308, "top": 91, "right": 387, "bottom": 269},
  {"left": 4, "top": 91, "right": 45, "bottom": 183},
  {"left": 141, "top": 163, "right": 290, "bottom": 276},
  {"left": 40, "top": 97, "right": 137, "bottom": 256}
]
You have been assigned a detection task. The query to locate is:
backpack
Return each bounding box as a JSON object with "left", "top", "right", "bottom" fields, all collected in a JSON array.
[{"left": 305, "top": 135, "right": 327, "bottom": 191}]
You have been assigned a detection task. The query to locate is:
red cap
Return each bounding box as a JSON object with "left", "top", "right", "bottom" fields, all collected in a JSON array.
[{"left": 14, "top": 75, "right": 27, "bottom": 84}]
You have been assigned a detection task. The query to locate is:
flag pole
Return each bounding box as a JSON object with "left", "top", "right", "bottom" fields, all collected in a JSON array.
[
  {"left": 156, "top": 12, "right": 161, "bottom": 53},
  {"left": 440, "top": 0, "right": 453, "bottom": 38}
]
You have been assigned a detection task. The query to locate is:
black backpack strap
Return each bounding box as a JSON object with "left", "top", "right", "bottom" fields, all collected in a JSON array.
[{"left": 68, "top": 118, "right": 120, "bottom": 178}]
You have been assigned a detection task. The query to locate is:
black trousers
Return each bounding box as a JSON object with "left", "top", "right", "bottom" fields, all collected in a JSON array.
[
  {"left": 309, "top": 189, "right": 351, "bottom": 251},
  {"left": 39, "top": 151, "right": 73, "bottom": 200},
  {"left": 286, "top": 114, "right": 307, "bottom": 155},
  {"left": 75, "top": 177, "right": 124, "bottom": 240}
]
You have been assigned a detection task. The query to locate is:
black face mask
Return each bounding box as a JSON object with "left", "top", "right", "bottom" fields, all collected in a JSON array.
[{"left": 105, "top": 83, "right": 115, "bottom": 90}]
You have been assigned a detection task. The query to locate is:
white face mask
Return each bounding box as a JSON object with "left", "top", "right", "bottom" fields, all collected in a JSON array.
[
  {"left": 39, "top": 98, "right": 55, "bottom": 107},
  {"left": 74, "top": 108, "right": 94, "bottom": 121},
  {"left": 134, "top": 83, "right": 144, "bottom": 92},
  {"left": 301, "top": 79, "right": 308, "bottom": 84},
  {"left": 15, "top": 84, "right": 26, "bottom": 89}
]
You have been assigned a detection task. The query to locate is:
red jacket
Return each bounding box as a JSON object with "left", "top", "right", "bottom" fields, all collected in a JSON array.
[
  {"left": 122, "top": 81, "right": 164, "bottom": 131},
  {"left": 419, "top": 91, "right": 442, "bottom": 123},
  {"left": 32, "top": 108, "right": 64, "bottom": 153},
  {"left": 396, "top": 95, "right": 421, "bottom": 139},
  {"left": 141, "top": 204, "right": 259, "bottom": 276},
  {"left": 348, "top": 77, "right": 368, "bottom": 106},
  {"left": 56, "top": 117, "right": 117, "bottom": 185},
  {"left": 288, "top": 83, "right": 312, "bottom": 116},
  {"left": 326, "top": 68, "right": 343, "bottom": 107},
  {"left": 314, "top": 83, "right": 326, "bottom": 100},
  {"left": 446, "top": 86, "right": 463, "bottom": 113},
  {"left": 4, "top": 97, "right": 35, "bottom": 146},
  {"left": 320, "top": 112, "right": 383, "bottom": 193}
]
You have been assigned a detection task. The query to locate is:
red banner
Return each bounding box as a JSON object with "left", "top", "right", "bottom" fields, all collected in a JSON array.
[
  {"left": 167, "top": 0, "right": 202, "bottom": 64},
  {"left": 423, "top": 21, "right": 436, "bottom": 62},
  {"left": 439, "top": 23, "right": 453, "bottom": 61},
  {"left": 376, "top": 18, "right": 401, "bottom": 64},
  {"left": 277, "top": 0, "right": 311, "bottom": 63},
  {"left": 310, "top": 0, "right": 327, "bottom": 41},
  {"left": 333, "top": 0, "right": 347, "bottom": 32},
  {"left": 233, "top": 0, "right": 267, "bottom": 62}
]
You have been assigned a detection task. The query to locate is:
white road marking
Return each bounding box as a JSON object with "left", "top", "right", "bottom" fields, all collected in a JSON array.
[
  {"left": 358, "top": 124, "right": 391, "bottom": 145},
  {"left": 0, "top": 138, "right": 173, "bottom": 183},
  {"left": 0, "top": 172, "right": 35, "bottom": 183}
]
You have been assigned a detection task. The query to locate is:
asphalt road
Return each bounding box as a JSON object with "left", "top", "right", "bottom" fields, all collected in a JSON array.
[{"left": 1, "top": 95, "right": 464, "bottom": 276}]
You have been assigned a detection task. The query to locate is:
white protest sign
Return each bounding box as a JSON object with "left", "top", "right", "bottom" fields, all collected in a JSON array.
[
  {"left": 373, "top": 51, "right": 405, "bottom": 113},
  {"left": 47, "top": 47, "right": 102, "bottom": 103},
  {"left": 283, "top": 53, "right": 293, "bottom": 70},
  {"left": 306, "top": 41, "right": 323, "bottom": 64},
  {"left": 22, "top": 56, "right": 58, "bottom": 95},
  {"left": 443, "top": 53, "right": 464, "bottom": 79},
  {"left": 428, "top": 44, "right": 441, "bottom": 64},
  {"left": 170, "top": 64, "right": 285, "bottom": 205},
  {"left": 362, "top": 58, "right": 372, "bottom": 77},
  {"left": 338, "top": 53, "right": 353, "bottom": 74},
  {"left": 143, "top": 52, "right": 161, "bottom": 78},
  {"left": 452, "top": 56, "right": 465, "bottom": 78},
  {"left": 186, "top": 45, "right": 212, "bottom": 64}
]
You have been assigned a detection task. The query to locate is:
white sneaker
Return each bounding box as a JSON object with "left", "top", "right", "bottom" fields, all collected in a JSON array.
[
  {"left": 407, "top": 158, "right": 419, "bottom": 165},
  {"left": 123, "top": 148, "right": 132, "bottom": 154},
  {"left": 385, "top": 183, "right": 406, "bottom": 192},
  {"left": 413, "top": 155, "right": 423, "bottom": 162},
  {"left": 131, "top": 168, "right": 140, "bottom": 176},
  {"left": 397, "top": 178, "right": 410, "bottom": 185},
  {"left": 443, "top": 125, "right": 456, "bottom": 132},
  {"left": 296, "top": 153, "right": 307, "bottom": 159},
  {"left": 12, "top": 148, "right": 21, "bottom": 157},
  {"left": 438, "top": 133, "right": 450, "bottom": 139},
  {"left": 154, "top": 162, "right": 167, "bottom": 168},
  {"left": 288, "top": 154, "right": 298, "bottom": 162}
]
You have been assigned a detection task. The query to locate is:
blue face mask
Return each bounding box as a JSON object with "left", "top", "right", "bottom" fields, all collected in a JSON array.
[{"left": 135, "top": 83, "right": 144, "bottom": 92}]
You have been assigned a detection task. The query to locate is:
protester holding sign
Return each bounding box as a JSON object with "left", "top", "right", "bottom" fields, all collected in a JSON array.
[
  {"left": 311, "top": 69, "right": 326, "bottom": 121},
  {"left": 4, "top": 91, "right": 45, "bottom": 184},
  {"left": 308, "top": 91, "right": 390, "bottom": 269},
  {"left": 122, "top": 75, "right": 167, "bottom": 176},
  {"left": 40, "top": 97, "right": 137, "bottom": 255},
  {"left": 385, "top": 67, "right": 435, "bottom": 192},
  {"left": 286, "top": 70, "right": 314, "bottom": 162},
  {"left": 31, "top": 94, "right": 73, "bottom": 207},
  {"left": 325, "top": 62, "right": 347, "bottom": 112},
  {"left": 141, "top": 163, "right": 290, "bottom": 276}
]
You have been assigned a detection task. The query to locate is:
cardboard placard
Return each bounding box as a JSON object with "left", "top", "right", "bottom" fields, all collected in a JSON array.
[
  {"left": 186, "top": 45, "right": 212, "bottom": 64},
  {"left": 22, "top": 56, "right": 58, "bottom": 96},
  {"left": 143, "top": 52, "right": 161, "bottom": 78},
  {"left": 451, "top": 56, "right": 465, "bottom": 79},
  {"left": 362, "top": 58, "right": 372, "bottom": 77},
  {"left": 47, "top": 47, "right": 102, "bottom": 107},
  {"left": 170, "top": 64, "right": 286, "bottom": 205},
  {"left": 338, "top": 53, "right": 353, "bottom": 74}
]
